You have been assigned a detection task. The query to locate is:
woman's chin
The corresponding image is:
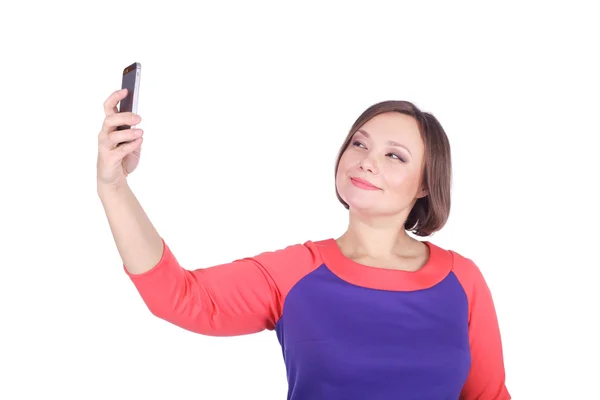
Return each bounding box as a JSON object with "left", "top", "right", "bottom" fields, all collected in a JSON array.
[{"left": 344, "top": 196, "right": 382, "bottom": 214}]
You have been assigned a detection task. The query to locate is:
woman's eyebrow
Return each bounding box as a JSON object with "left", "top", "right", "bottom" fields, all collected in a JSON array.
[{"left": 357, "top": 128, "right": 412, "bottom": 155}]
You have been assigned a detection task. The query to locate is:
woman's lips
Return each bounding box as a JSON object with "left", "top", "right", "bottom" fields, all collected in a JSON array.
[{"left": 350, "top": 177, "right": 381, "bottom": 190}]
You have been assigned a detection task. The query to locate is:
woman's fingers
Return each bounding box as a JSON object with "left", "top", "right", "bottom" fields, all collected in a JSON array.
[
  {"left": 103, "top": 88, "right": 128, "bottom": 117},
  {"left": 114, "top": 137, "right": 143, "bottom": 157},
  {"left": 99, "top": 128, "right": 144, "bottom": 150},
  {"left": 99, "top": 112, "right": 141, "bottom": 138}
]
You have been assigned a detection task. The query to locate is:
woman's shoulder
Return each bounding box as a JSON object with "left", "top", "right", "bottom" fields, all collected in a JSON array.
[
  {"left": 247, "top": 237, "right": 331, "bottom": 261},
  {"left": 227, "top": 238, "right": 333, "bottom": 296},
  {"left": 236, "top": 237, "right": 332, "bottom": 279},
  {"left": 429, "top": 242, "right": 491, "bottom": 294},
  {"left": 425, "top": 241, "right": 481, "bottom": 273},
  {"left": 259, "top": 237, "right": 336, "bottom": 257}
]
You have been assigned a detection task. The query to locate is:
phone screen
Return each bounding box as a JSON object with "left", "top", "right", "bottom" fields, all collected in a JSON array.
[{"left": 117, "top": 63, "right": 140, "bottom": 131}]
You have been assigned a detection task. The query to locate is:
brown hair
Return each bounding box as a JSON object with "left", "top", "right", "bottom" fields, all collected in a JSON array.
[{"left": 334, "top": 100, "right": 452, "bottom": 237}]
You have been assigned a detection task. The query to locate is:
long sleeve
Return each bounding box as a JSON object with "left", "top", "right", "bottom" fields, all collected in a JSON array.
[
  {"left": 124, "top": 238, "right": 321, "bottom": 336},
  {"left": 451, "top": 251, "right": 511, "bottom": 400}
]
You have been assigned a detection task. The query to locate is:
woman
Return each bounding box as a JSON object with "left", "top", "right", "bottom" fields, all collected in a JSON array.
[{"left": 97, "top": 88, "right": 510, "bottom": 399}]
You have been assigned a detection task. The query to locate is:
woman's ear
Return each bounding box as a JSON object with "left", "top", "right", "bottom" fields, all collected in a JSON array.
[{"left": 416, "top": 186, "right": 428, "bottom": 199}]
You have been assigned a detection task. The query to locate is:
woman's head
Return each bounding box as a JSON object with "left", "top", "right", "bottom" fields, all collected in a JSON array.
[{"left": 334, "top": 100, "right": 451, "bottom": 237}]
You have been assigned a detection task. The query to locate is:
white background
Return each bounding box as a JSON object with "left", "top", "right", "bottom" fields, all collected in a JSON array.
[{"left": 1, "top": 1, "right": 599, "bottom": 399}]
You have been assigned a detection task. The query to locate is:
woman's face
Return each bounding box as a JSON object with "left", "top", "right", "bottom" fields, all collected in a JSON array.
[{"left": 336, "top": 112, "right": 427, "bottom": 217}]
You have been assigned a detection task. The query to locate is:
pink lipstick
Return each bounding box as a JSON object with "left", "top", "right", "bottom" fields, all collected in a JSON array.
[{"left": 350, "top": 177, "right": 380, "bottom": 190}]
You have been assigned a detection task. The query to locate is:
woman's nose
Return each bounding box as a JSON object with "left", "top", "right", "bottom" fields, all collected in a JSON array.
[{"left": 359, "top": 155, "right": 378, "bottom": 174}]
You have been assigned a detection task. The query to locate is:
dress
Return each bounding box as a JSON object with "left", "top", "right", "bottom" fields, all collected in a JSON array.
[{"left": 124, "top": 238, "right": 510, "bottom": 399}]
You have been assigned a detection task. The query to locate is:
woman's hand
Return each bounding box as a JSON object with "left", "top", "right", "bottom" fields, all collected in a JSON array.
[{"left": 96, "top": 88, "right": 144, "bottom": 190}]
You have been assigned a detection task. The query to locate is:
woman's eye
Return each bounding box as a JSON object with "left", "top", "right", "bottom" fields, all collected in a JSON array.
[
  {"left": 387, "top": 153, "right": 406, "bottom": 162},
  {"left": 351, "top": 141, "right": 405, "bottom": 162}
]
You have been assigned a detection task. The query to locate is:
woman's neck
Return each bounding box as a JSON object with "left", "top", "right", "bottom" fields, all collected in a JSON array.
[{"left": 337, "top": 211, "right": 419, "bottom": 259}]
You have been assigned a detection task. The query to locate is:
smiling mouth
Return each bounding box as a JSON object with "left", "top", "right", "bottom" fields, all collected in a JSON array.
[{"left": 350, "top": 177, "right": 381, "bottom": 190}]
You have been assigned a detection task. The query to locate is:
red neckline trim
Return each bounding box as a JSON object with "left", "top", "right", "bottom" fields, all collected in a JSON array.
[{"left": 314, "top": 238, "right": 453, "bottom": 291}]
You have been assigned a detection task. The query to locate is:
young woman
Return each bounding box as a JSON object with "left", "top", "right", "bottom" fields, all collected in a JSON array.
[{"left": 97, "top": 88, "right": 510, "bottom": 399}]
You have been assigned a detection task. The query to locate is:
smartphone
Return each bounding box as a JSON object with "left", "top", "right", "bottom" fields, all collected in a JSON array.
[{"left": 117, "top": 62, "right": 142, "bottom": 131}]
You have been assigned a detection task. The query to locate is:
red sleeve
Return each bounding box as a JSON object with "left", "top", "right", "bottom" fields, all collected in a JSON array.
[
  {"left": 451, "top": 251, "right": 511, "bottom": 400},
  {"left": 124, "top": 238, "right": 321, "bottom": 336}
]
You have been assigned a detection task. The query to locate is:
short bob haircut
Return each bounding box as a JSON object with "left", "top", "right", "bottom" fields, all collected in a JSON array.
[{"left": 334, "top": 100, "right": 452, "bottom": 237}]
